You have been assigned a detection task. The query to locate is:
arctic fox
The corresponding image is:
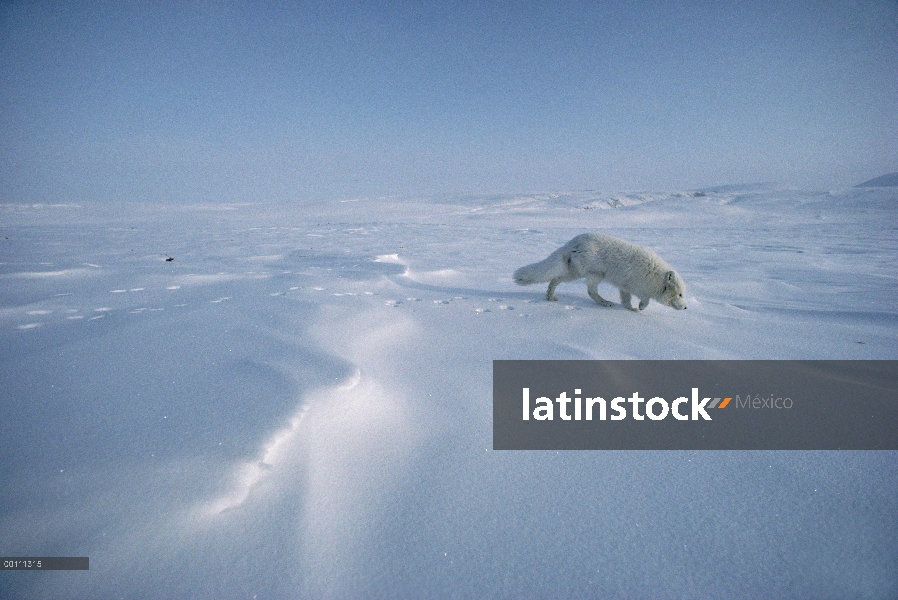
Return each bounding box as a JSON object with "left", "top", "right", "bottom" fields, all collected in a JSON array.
[{"left": 513, "top": 233, "right": 687, "bottom": 311}]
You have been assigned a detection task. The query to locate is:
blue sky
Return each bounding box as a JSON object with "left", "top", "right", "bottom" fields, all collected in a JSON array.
[{"left": 2, "top": 1, "right": 897, "bottom": 203}]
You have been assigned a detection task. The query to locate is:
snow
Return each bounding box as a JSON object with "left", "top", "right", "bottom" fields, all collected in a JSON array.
[{"left": 1, "top": 185, "right": 896, "bottom": 598}]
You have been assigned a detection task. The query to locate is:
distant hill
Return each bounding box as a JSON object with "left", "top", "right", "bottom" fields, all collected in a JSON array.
[{"left": 856, "top": 172, "right": 898, "bottom": 187}]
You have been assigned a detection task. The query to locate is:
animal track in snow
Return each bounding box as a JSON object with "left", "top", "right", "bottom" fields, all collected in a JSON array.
[{"left": 10, "top": 277, "right": 238, "bottom": 331}]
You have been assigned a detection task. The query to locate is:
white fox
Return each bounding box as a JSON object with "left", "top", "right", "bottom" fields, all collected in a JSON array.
[{"left": 513, "top": 233, "right": 687, "bottom": 311}]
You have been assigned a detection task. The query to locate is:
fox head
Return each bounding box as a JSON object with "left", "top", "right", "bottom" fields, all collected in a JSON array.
[{"left": 660, "top": 270, "right": 687, "bottom": 310}]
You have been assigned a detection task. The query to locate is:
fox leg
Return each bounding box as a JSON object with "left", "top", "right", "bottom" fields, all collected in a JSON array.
[
  {"left": 586, "top": 275, "right": 614, "bottom": 307},
  {"left": 546, "top": 278, "right": 562, "bottom": 301},
  {"left": 638, "top": 297, "right": 650, "bottom": 310},
  {"left": 620, "top": 290, "right": 638, "bottom": 311}
]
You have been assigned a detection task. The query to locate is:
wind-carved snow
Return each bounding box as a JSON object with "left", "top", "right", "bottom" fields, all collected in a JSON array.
[
  {"left": 1, "top": 185, "right": 896, "bottom": 599},
  {"left": 3, "top": 267, "right": 96, "bottom": 279},
  {"left": 373, "top": 253, "right": 404, "bottom": 264},
  {"left": 374, "top": 252, "right": 463, "bottom": 284},
  {"left": 204, "top": 368, "right": 363, "bottom": 516}
]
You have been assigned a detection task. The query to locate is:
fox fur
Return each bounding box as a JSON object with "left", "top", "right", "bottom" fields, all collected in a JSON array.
[{"left": 513, "top": 233, "right": 687, "bottom": 311}]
